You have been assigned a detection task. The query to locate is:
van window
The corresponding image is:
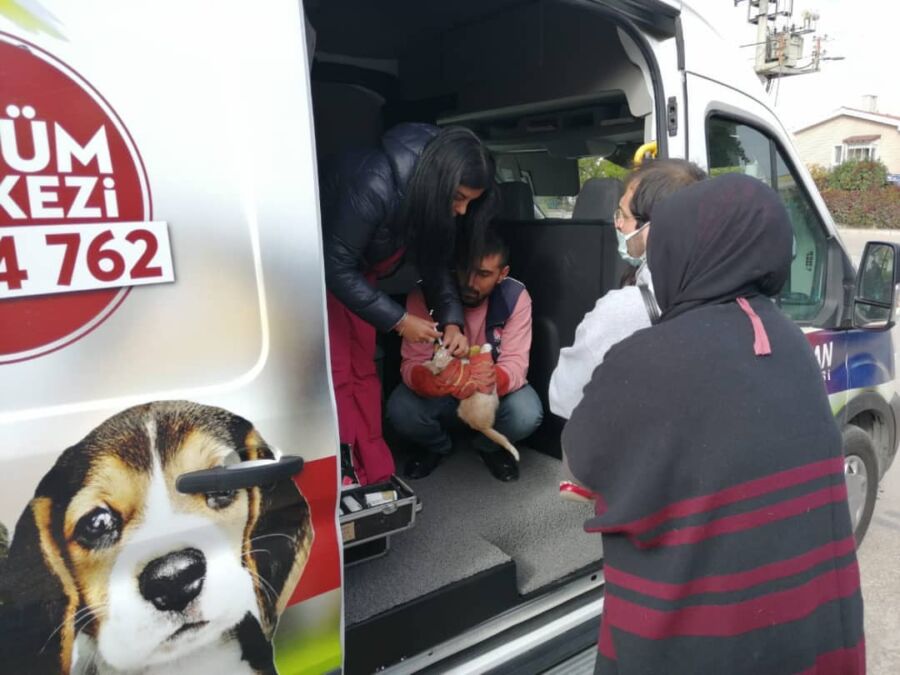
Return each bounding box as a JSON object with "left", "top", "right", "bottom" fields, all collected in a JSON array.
[
  {"left": 706, "top": 116, "right": 828, "bottom": 322},
  {"left": 533, "top": 157, "right": 629, "bottom": 218}
]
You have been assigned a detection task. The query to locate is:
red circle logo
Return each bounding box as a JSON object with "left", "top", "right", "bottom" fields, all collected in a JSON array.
[{"left": 0, "top": 33, "right": 150, "bottom": 364}]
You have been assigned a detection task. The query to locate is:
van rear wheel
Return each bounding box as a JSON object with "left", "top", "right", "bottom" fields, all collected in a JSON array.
[{"left": 842, "top": 424, "right": 878, "bottom": 546}]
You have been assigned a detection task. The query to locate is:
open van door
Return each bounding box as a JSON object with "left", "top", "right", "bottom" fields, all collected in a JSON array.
[
  {"left": 684, "top": 66, "right": 897, "bottom": 544},
  {"left": 0, "top": 2, "right": 343, "bottom": 673}
]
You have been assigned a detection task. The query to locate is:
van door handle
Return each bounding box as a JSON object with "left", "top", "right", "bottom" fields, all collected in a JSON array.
[{"left": 175, "top": 456, "right": 304, "bottom": 494}]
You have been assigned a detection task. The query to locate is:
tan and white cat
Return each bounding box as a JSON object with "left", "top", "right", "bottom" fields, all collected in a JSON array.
[{"left": 424, "top": 344, "right": 520, "bottom": 462}]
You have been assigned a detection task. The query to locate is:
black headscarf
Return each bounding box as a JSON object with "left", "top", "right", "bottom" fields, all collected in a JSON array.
[{"left": 647, "top": 173, "right": 793, "bottom": 323}]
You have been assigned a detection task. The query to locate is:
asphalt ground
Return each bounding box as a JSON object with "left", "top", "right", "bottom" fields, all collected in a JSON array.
[
  {"left": 837, "top": 227, "right": 900, "bottom": 675},
  {"left": 859, "top": 460, "right": 900, "bottom": 674}
]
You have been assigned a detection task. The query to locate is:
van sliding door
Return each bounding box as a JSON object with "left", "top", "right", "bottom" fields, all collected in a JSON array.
[{"left": 0, "top": 2, "right": 343, "bottom": 673}]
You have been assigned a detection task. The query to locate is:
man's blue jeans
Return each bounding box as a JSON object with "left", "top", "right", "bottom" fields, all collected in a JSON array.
[{"left": 386, "top": 383, "right": 544, "bottom": 454}]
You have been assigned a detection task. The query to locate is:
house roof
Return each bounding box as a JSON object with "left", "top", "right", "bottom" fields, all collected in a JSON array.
[
  {"left": 842, "top": 107, "right": 900, "bottom": 121},
  {"left": 843, "top": 134, "right": 881, "bottom": 144},
  {"left": 794, "top": 107, "right": 900, "bottom": 134}
]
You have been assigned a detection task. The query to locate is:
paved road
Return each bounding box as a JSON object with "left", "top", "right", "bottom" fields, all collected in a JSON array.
[
  {"left": 859, "top": 461, "right": 900, "bottom": 673},
  {"left": 836, "top": 228, "right": 900, "bottom": 267},
  {"left": 837, "top": 227, "right": 900, "bottom": 674}
]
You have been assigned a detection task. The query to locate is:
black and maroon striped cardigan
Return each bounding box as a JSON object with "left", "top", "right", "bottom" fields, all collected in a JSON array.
[{"left": 563, "top": 297, "right": 865, "bottom": 675}]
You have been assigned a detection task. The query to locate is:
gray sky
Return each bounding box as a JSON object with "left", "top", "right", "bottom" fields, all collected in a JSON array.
[{"left": 707, "top": 0, "right": 900, "bottom": 130}]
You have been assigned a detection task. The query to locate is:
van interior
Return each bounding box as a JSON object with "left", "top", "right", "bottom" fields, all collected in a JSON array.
[{"left": 305, "top": 1, "right": 658, "bottom": 671}]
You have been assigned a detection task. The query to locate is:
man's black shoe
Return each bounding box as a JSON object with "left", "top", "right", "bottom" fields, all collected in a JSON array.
[
  {"left": 479, "top": 449, "right": 519, "bottom": 482},
  {"left": 404, "top": 452, "right": 443, "bottom": 479}
]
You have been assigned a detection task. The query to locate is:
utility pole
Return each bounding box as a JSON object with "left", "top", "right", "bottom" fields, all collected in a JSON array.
[
  {"left": 735, "top": 0, "right": 839, "bottom": 90},
  {"left": 754, "top": 0, "right": 771, "bottom": 76}
]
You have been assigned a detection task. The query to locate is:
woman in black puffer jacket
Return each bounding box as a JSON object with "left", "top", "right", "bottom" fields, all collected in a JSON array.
[{"left": 321, "top": 123, "right": 498, "bottom": 485}]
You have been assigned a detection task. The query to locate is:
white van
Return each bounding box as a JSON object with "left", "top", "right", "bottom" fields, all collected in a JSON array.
[{"left": 1, "top": 2, "right": 897, "bottom": 674}]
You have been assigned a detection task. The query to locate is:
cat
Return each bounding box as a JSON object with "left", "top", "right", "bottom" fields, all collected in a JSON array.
[{"left": 423, "top": 344, "right": 520, "bottom": 462}]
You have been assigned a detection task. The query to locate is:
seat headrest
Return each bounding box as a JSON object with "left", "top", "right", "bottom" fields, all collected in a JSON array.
[
  {"left": 572, "top": 177, "right": 624, "bottom": 220},
  {"left": 497, "top": 181, "right": 535, "bottom": 220}
]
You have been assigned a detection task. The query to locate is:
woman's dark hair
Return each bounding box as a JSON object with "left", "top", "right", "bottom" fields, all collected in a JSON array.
[{"left": 397, "top": 126, "right": 500, "bottom": 277}]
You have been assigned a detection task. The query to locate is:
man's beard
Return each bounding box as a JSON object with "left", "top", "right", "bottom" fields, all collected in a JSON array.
[{"left": 461, "top": 289, "right": 485, "bottom": 307}]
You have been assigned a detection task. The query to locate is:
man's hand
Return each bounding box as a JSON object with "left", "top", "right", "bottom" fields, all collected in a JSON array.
[
  {"left": 469, "top": 352, "right": 497, "bottom": 393},
  {"left": 397, "top": 314, "right": 441, "bottom": 343},
  {"left": 442, "top": 324, "right": 469, "bottom": 357}
]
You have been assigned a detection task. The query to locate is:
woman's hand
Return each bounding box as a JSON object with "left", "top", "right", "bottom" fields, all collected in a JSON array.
[
  {"left": 442, "top": 324, "right": 469, "bottom": 357},
  {"left": 396, "top": 314, "right": 441, "bottom": 343}
]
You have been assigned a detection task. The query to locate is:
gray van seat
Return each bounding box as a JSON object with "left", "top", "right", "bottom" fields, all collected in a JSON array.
[
  {"left": 496, "top": 215, "right": 625, "bottom": 455},
  {"left": 497, "top": 180, "right": 536, "bottom": 220},
  {"left": 572, "top": 177, "right": 623, "bottom": 220}
]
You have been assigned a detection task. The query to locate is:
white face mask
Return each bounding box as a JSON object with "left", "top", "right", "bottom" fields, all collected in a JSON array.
[{"left": 616, "top": 222, "right": 649, "bottom": 267}]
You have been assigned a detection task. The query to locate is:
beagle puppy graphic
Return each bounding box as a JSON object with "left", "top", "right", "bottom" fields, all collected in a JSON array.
[{"left": 0, "top": 401, "right": 314, "bottom": 675}]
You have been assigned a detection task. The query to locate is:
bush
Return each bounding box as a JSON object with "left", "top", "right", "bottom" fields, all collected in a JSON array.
[
  {"left": 821, "top": 186, "right": 900, "bottom": 228},
  {"left": 808, "top": 163, "right": 830, "bottom": 192},
  {"left": 828, "top": 160, "right": 888, "bottom": 191}
]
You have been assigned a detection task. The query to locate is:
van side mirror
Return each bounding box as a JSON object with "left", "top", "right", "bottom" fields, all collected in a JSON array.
[{"left": 853, "top": 241, "right": 900, "bottom": 330}]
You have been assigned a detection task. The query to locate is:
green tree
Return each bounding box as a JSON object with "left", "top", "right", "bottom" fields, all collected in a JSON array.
[{"left": 578, "top": 157, "right": 628, "bottom": 186}]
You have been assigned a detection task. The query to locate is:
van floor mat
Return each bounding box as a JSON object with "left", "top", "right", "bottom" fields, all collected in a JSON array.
[
  {"left": 344, "top": 508, "right": 510, "bottom": 625},
  {"left": 344, "top": 445, "right": 600, "bottom": 624},
  {"left": 437, "top": 445, "right": 601, "bottom": 595}
]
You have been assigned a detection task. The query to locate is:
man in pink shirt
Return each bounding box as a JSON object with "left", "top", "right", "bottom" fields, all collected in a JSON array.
[{"left": 386, "top": 228, "right": 542, "bottom": 481}]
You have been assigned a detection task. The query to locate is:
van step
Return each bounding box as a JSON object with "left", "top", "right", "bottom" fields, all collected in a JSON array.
[
  {"left": 542, "top": 646, "right": 596, "bottom": 674},
  {"left": 346, "top": 561, "right": 519, "bottom": 675}
]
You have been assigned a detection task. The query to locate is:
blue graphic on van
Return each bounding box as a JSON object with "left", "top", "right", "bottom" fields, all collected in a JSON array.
[{"left": 806, "top": 329, "right": 894, "bottom": 395}]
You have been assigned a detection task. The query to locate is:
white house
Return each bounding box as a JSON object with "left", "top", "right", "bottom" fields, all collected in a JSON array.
[{"left": 793, "top": 101, "right": 900, "bottom": 174}]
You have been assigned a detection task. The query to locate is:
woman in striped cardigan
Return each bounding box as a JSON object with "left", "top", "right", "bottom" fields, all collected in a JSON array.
[{"left": 563, "top": 174, "right": 864, "bottom": 675}]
